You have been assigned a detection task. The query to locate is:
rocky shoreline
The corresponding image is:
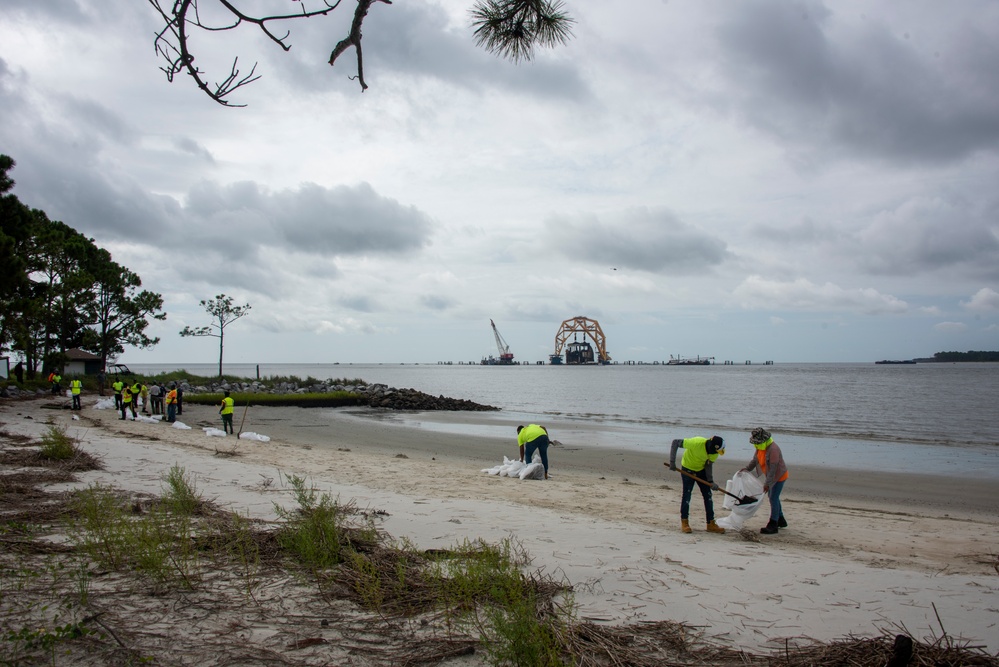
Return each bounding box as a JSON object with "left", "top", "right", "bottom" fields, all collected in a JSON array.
[{"left": 2, "top": 379, "right": 500, "bottom": 412}]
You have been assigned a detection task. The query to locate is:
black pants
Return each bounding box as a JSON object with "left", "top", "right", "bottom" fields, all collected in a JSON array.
[{"left": 680, "top": 467, "right": 715, "bottom": 522}]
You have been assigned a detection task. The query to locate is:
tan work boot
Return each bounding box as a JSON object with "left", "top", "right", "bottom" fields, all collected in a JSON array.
[
  {"left": 706, "top": 521, "right": 726, "bottom": 534},
  {"left": 681, "top": 519, "right": 692, "bottom": 534}
]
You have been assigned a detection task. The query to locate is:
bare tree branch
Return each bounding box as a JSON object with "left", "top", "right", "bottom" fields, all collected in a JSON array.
[
  {"left": 148, "top": 0, "right": 341, "bottom": 106},
  {"left": 328, "top": 0, "right": 392, "bottom": 92},
  {"left": 147, "top": 0, "right": 574, "bottom": 106}
]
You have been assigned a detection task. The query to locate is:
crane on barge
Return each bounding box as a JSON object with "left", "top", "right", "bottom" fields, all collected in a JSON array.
[{"left": 482, "top": 319, "right": 515, "bottom": 365}]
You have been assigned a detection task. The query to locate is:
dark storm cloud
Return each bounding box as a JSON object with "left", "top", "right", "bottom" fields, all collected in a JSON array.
[
  {"left": 10, "top": 147, "right": 180, "bottom": 243},
  {"left": 715, "top": 1, "right": 999, "bottom": 163},
  {"left": 0, "top": 61, "right": 182, "bottom": 242},
  {"left": 184, "top": 180, "right": 433, "bottom": 257},
  {"left": 545, "top": 208, "right": 729, "bottom": 273}
]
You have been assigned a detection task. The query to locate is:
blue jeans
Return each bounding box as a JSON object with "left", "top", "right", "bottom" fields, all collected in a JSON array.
[
  {"left": 524, "top": 435, "right": 550, "bottom": 474},
  {"left": 167, "top": 404, "right": 177, "bottom": 423},
  {"left": 680, "top": 467, "right": 714, "bottom": 522},
  {"left": 768, "top": 480, "right": 786, "bottom": 522}
]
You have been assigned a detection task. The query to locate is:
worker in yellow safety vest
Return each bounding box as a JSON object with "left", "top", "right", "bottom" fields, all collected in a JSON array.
[
  {"left": 165, "top": 384, "right": 178, "bottom": 423},
  {"left": 219, "top": 390, "right": 235, "bottom": 435},
  {"left": 112, "top": 379, "right": 125, "bottom": 410},
  {"left": 668, "top": 436, "right": 727, "bottom": 535},
  {"left": 120, "top": 384, "right": 136, "bottom": 421},
  {"left": 70, "top": 378, "right": 83, "bottom": 411}
]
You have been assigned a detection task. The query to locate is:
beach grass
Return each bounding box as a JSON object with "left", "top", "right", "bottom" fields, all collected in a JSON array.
[{"left": 7, "top": 462, "right": 583, "bottom": 665}]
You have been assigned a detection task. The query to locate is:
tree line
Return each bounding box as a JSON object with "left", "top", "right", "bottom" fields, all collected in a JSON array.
[
  {"left": 0, "top": 155, "right": 166, "bottom": 379},
  {"left": 928, "top": 351, "right": 999, "bottom": 362}
]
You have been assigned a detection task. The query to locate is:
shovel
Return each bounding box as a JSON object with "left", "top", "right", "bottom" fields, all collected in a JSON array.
[{"left": 664, "top": 463, "right": 759, "bottom": 505}]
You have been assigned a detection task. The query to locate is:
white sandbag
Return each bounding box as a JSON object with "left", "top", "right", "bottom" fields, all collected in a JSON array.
[
  {"left": 482, "top": 456, "right": 516, "bottom": 475},
  {"left": 500, "top": 461, "right": 526, "bottom": 477},
  {"left": 203, "top": 427, "right": 227, "bottom": 437},
  {"left": 238, "top": 432, "right": 271, "bottom": 442},
  {"left": 135, "top": 415, "right": 160, "bottom": 424},
  {"left": 171, "top": 421, "right": 192, "bottom": 430},
  {"left": 518, "top": 462, "right": 545, "bottom": 480},
  {"left": 722, "top": 470, "right": 764, "bottom": 510},
  {"left": 716, "top": 471, "right": 766, "bottom": 530},
  {"left": 93, "top": 398, "right": 116, "bottom": 410}
]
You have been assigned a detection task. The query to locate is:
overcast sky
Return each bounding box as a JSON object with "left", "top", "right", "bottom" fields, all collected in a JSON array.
[{"left": 3, "top": 0, "right": 998, "bottom": 364}]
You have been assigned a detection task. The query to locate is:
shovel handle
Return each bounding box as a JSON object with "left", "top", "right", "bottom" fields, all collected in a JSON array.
[{"left": 664, "top": 462, "right": 747, "bottom": 503}]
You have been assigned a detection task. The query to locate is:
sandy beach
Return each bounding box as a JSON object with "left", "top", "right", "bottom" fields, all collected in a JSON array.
[{"left": 3, "top": 394, "right": 998, "bottom": 660}]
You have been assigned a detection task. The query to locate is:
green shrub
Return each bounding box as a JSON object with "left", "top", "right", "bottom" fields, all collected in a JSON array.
[
  {"left": 39, "top": 426, "right": 77, "bottom": 461},
  {"left": 425, "top": 538, "right": 573, "bottom": 666},
  {"left": 70, "top": 483, "right": 131, "bottom": 570},
  {"left": 162, "top": 465, "right": 202, "bottom": 516},
  {"left": 273, "top": 475, "right": 354, "bottom": 571}
]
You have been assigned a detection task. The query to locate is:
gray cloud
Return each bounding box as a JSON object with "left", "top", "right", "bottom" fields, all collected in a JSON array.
[
  {"left": 714, "top": 1, "right": 999, "bottom": 164},
  {"left": 420, "top": 294, "right": 454, "bottom": 311},
  {"left": 545, "top": 208, "right": 729, "bottom": 273},
  {"left": 171, "top": 137, "right": 216, "bottom": 164},
  {"left": 340, "top": 295, "right": 377, "bottom": 313},
  {"left": 752, "top": 216, "right": 839, "bottom": 245},
  {"left": 3, "top": 0, "right": 89, "bottom": 21},
  {"left": 853, "top": 194, "right": 999, "bottom": 279},
  {"left": 734, "top": 276, "right": 909, "bottom": 314},
  {"left": 182, "top": 181, "right": 433, "bottom": 257}
]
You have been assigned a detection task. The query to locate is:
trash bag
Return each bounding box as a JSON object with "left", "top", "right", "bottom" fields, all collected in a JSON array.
[{"left": 716, "top": 471, "right": 766, "bottom": 530}]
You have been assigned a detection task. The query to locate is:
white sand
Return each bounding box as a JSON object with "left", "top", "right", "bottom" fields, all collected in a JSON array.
[{"left": 5, "top": 396, "right": 998, "bottom": 654}]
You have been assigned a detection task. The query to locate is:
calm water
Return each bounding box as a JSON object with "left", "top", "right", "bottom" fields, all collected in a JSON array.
[{"left": 128, "top": 362, "right": 999, "bottom": 479}]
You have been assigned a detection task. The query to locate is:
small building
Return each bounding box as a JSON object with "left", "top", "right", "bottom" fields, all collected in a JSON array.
[{"left": 63, "top": 348, "right": 103, "bottom": 376}]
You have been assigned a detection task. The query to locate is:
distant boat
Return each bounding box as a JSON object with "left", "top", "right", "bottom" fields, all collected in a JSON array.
[
  {"left": 667, "top": 355, "right": 714, "bottom": 366},
  {"left": 875, "top": 360, "right": 917, "bottom": 365}
]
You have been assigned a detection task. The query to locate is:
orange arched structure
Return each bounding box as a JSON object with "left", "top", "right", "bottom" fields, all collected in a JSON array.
[{"left": 553, "top": 316, "right": 611, "bottom": 364}]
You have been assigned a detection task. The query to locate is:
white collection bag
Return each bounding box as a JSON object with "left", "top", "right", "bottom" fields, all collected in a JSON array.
[{"left": 716, "top": 470, "right": 766, "bottom": 530}]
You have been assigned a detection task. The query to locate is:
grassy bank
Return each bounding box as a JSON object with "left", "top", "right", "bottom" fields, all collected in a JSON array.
[{"left": 183, "top": 391, "right": 365, "bottom": 408}]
